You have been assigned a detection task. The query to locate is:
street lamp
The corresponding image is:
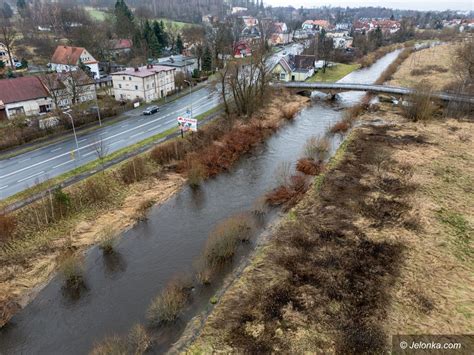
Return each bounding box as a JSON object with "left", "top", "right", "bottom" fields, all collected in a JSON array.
[
  {"left": 183, "top": 79, "right": 193, "bottom": 119},
  {"left": 64, "top": 111, "right": 81, "bottom": 159}
]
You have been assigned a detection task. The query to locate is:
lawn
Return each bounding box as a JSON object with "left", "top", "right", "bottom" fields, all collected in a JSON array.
[
  {"left": 85, "top": 7, "right": 108, "bottom": 21},
  {"left": 155, "top": 18, "right": 194, "bottom": 29},
  {"left": 307, "top": 63, "right": 360, "bottom": 82}
]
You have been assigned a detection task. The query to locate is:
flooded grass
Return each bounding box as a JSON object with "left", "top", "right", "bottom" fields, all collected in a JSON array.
[{"left": 147, "top": 280, "right": 190, "bottom": 326}]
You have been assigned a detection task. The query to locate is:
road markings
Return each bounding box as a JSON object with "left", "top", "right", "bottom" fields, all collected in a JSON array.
[
  {"left": 108, "top": 139, "right": 124, "bottom": 147},
  {"left": 78, "top": 138, "right": 87, "bottom": 143},
  {"left": 0, "top": 94, "right": 220, "bottom": 181},
  {"left": 83, "top": 151, "right": 96, "bottom": 157},
  {"left": 130, "top": 131, "right": 145, "bottom": 138},
  {"left": 18, "top": 170, "right": 45, "bottom": 183},
  {"left": 0, "top": 185, "right": 8, "bottom": 191},
  {"left": 51, "top": 147, "right": 62, "bottom": 153},
  {"left": 19, "top": 157, "right": 31, "bottom": 163},
  {"left": 52, "top": 160, "right": 73, "bottom": 169}
]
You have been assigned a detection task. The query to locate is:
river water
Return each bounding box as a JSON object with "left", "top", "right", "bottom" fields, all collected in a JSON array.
[{"left": 0, "top": 50, "right": 401, "bottom": 355}]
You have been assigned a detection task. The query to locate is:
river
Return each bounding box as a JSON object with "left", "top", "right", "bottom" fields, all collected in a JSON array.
[{"left": 0, "top": 49, "right": 401, "bottom": 355}]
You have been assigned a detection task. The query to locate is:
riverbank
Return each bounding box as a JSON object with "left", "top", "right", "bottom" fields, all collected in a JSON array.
[
  {"left": 186, "top": 103, "right": 473, "bottom": 352},
  {"left": 0, "top": 91, "right": 310, "bottom": 328}
]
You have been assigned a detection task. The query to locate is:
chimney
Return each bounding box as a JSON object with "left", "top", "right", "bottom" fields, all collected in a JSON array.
[{"left": 134, "top": 67, "right": 139, "bottom": 72}]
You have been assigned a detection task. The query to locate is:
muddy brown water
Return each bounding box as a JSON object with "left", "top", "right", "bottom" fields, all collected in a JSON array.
[{"left": 0, "top": 50, "right": 401, "bottom": 355}]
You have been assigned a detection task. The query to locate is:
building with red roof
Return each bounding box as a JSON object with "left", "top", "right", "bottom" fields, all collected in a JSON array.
[
  {"left": 0, "top": 76, "right": 53, "bottom": 120},
  {"left": 50, "top": 45, "right": 100, "bottom": 79}
]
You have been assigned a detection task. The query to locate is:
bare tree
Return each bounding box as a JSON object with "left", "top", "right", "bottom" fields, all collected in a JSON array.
[
  {"left": 0, "top": 18, "right": 16, "bottom": 69},
  {"left": 93, "top": 138, "right": 109, "bottom": 170}
]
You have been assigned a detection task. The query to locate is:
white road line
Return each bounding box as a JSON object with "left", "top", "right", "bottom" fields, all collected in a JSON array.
[
  {"left": 19, "top": 157, "right": 31, "bottom": 163},
  {"left": 131, "top": 131, "right": 145, "bottom": 138},
  {"left": 52, "top": 160, "right": 73, "bottom": 169},
  {"left": 0, "top": 95, "right": 220, "bottom": 180},
  {"left": 51, "top": 147, "right": 62, "bottom": 153},
  {"left": 0, "top": 185, "right": 8, "bottom": 191},
  {"left": 78, "top": 138, "right": 87, "bottom": 143},
  {"left": 18, "top": 170, "right": 45, "bottom": 183},
  {"left": 109, "top": 139, "right": 124, "bottom": 147},
  {"left": 83, "top": 151, "right": 96, "bottom": 157}
]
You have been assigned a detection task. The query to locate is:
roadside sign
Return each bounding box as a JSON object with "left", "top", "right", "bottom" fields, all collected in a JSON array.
[
  {"left": 177, "top": 116, "right": 197, "bottom": 132},
  {"left": 134, "top": 102, "right": 140, "bottom": 108}
]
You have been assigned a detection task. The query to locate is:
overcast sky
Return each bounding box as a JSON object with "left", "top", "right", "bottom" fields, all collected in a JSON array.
[{"left": 266, "top": 0, "right": 473, "bottom": 11}]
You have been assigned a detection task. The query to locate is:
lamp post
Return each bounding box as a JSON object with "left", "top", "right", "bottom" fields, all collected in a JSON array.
[
  {"left": 64, "top": 111, "right": 80, "bottom": 159},
  {"left": 183, "top": 79, "right": 193, "bottom": 119}
]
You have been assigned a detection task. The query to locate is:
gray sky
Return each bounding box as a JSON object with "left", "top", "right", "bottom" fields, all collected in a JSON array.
[{"left": 266, "top": 0, "right": 473, "bottom": 11}]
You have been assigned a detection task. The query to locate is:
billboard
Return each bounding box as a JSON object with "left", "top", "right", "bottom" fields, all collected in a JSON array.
[{"left": 177, "top": 116, "right": 198, "bottom": 132}]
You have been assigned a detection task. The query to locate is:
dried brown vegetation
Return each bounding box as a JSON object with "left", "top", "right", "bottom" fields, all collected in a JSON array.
[
  {"left": 266, "top": 174, "right": 310, "bottom": 210},
  {"left": 296, "top": 158, "right": 324, "bottom": 176},
  {"left": 374, "top": 47, "right": 412, "bottom": 85},
  {"left": 147, "top": 279, "right": 190, "bottom": 325}
]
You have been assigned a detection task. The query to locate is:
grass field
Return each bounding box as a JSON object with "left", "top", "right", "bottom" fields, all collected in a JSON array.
[
  {"left": 155, "top": 18, "right": 193, "bottom": 29},
  {"left": 307, "top": 63, "right": 360, "bottom": 82},
  {"left": 85, "top": 7, "right": 108, "bottom": 21}
]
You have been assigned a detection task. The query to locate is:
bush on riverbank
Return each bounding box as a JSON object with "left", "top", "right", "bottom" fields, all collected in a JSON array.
[
  {"left": 303, "top": 135, "right": 331, "bottom": 163},
  {"left": 98, "top": 227, "right": 118, "bottom": 254},
  {"left": 147, "top": 280, "right": 190, "bottom": 325},
  {"left": 374, "top": 47, "right": 413, "bottom": 85},
  {"left": 266, "top": 174, "right": 310, "bottom": 209},
  {"left": 296, "top": 158, "right": 324, "bottom": 175},
  {"left": 0, "top": 214, "right": 16, "bottom": 243},
  {"left": 402, "top": 82, "right": 436, "bottom": 122},
  {"left": 91, "top": 324, "right": 150, "bottom": 355},
  {"left": 120, "top": 156, "right": 149, "bottom": 184},
  {"left": 58, "top": 253, "right": 85, "bottom": 291}
]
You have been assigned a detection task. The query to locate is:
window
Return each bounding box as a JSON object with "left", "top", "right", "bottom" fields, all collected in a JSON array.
[
  {"left": 280, "top": 72, "right": 286, "bottom": 80},
  {"left": 8, "top": 107, "right": 24, "bottom": 116},
  {"left": 135, "top": 85, "right": 138, "bottom": 90},
  {"left": 118, "top": 84, "right": 122, "bottom": 89},
  {"left": 129, "top": 77, "right": 132, "bottom": 81},
  {"left": 123, "top": 76, "right": 125, "bottom": 81}
]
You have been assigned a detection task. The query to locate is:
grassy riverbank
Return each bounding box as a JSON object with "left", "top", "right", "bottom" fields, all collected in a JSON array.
[
  {"left": 307, "top": 63, "right": 360, "bottom": 82},
  {"left": 187, "top": 103, "right": 473, "bottom": 353}
]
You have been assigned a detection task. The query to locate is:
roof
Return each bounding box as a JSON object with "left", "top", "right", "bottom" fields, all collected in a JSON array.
[
  {"left": 277, "top": 55, "right": 315, "bottom": 73},
  {"left": 0, "top": 76, "right": 50, "bottom": 105},
  {"left": 110, "top": 39, "right": 133, "bottom": 50},
  {"left": 51, "top": 46, "right": 86, "bottom": 65},
  {"left": 40, "top": 70, "right": 94, "bottom": 90},
  {"left": 303, "top": 20, "right": 330, "bottom": 28},
  {"left": 111, "top": 64, "right": 175, "bottom": 78}
]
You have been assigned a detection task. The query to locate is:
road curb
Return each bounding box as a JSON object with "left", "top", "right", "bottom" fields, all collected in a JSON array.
[{"left": 4, "top": 111, "right": 222, "bottom": 213}]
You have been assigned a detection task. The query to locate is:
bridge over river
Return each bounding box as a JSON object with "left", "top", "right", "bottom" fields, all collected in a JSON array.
[{"left": 273, "top": 82, "right": 474, "bottom": 105}]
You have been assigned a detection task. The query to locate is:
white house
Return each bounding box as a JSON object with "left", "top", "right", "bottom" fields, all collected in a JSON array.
[
  {"left": 111, "top": 64, "right": 176, "bottom": 103},
  {"left": 50, "top": 46, "right": 100, "bottom": 79},
  {"left": 0, "top": 77, "right": 53, "bottom": 120},
  {"left": 272, "top": 55, "right": 316, "bottom": 82}
]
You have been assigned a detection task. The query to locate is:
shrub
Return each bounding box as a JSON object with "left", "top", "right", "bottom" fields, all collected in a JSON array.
[
  {"left": 303, "top": 135, "right": 331, "bottom": 163},
  {"left": 194, "top": 257, "right": 213, "bottom": 285},
  {"left": 82, "top": 175, "right": 113, "bottom": 205},
  {"left": 134, "top": 199, "right": 155, "bottom": 221},
  {"left": 147, "top": 280, "right": 189, "bottom": 325},
  {"left": 281, "top": 105, "right": 299, "bottom": 120},
  {"left": 58, "top": 253, "right": 85, "bottom": 291},
  {"left": 120, "top": 156, "right": 148, "bottom": 184},
  {"left": 328, "top": 120, "right": 351, "bottom": 135},
  {"left": 266, "top": 174, "right": 310, "bottom": 209},
  {"left": 150, "top": 140, "right": 188, "bottom": 165},
  {"left": 296, "top": 158, "right": 324, "bottom": 176},
  {"left": 202, "top": 215, "right": 254, "bottom": 268},
  {"left": 0, "top": 213, "right": 16, "bottom": 242},
  {"left": 98, "top": 227, "right": 118, "bottom": 254},
  {"left": 128, "top": 324, "right": 151, "bottom": 354},
  {"left": 186, "top": 158, "right": 206, "bottom": 188},
  {"left": 402, "top": 82, "right": 435, "bottom": 122},
  {"left": 90, "top": 336, "right": 128, "bottom": 355}
]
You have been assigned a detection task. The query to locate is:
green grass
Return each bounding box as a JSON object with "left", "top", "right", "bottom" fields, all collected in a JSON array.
[
  {"left": 436, "top": 208, "right": 473, "bottom": 263},
  {"left": 0, "top": 105, "right": 223, "bottom": 210},
  {"left": 307, "top": 63, "right": 360, "bottom": 83},
  {"left": 155, "top": 18, "right": 193, "bottom": 29},
  {"left": 85, "top": 7, "right": 108, "bottom": 21}
]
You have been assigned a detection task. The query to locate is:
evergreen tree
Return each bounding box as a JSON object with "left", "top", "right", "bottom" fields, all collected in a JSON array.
[
  {"left": 153, "top": 21, "right": 168, "bottom": 50},
  {"left": 114, "top": 0, "right": 135, "bottom": 39},
  {"left": 2, "top": 3, "right": 13, "bottom": 18},
  {"left": 17, "top": 0, "right": 26, "bottom": 10},
  {"left": 176, "top": 34, "right": 184, "bottom": 54},
  {"left": 202, "top": 46, "right": 212, "bottom": 72}
]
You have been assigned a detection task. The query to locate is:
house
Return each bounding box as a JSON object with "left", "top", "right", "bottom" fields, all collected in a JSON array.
[
  {"left": 242, "top": 16, "right": 258, "bottom": 27},
  {"left": 40, "top": 70, "right": 97, "bottom": 109},
  {"left": 0, "top": 77, "right": 53, "bottom": 120},
  {"left": 156, "top": 55, "right": 198, "bottom": 75},
  {"left": 353, "top": 19, "right": 400, "bottom": 34},
  {"left": 233, "top": 41, "right": 252, "bottom": 58},
  {"left": 272, "top": 55, "right": 316, "bottom": 82},
  {"left": 109, "top": 39, "right": 133, "bottom": 57},
  {"left": 50, "top": 46, "right": 100, "bottom": 79},
  {"left": 111, "top": 64, "right": 175, "bottom": 103},
  {"left": 232, "top": 7, "right": 247, "bottom": 14},
  {"left": 270, "top": 22, "right": 292, "bottom": 45},
  {"left": 302, "top": 20, "right": 330, "bottom": 31}
]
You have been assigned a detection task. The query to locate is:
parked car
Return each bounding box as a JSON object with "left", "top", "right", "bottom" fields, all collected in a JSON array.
[{"left": 143, "top": 105, "right": 159, "bottom": 115}]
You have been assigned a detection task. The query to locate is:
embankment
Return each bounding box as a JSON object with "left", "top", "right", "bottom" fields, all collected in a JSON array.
[{"left": 187, "top": 103, "right": 474, "bottom": 352}]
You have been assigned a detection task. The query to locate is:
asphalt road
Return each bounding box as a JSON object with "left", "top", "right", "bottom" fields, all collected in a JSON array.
[
  {"left": 0, "top": 43, "right": 304, "bottom": 201},
  {"left": 0, "top": 87, "right": 219, "bottom": 199}
]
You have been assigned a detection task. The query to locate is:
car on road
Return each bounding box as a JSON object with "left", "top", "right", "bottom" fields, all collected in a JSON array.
[{"left": 143, "top": 105, "right": 159, "bottom": 115}]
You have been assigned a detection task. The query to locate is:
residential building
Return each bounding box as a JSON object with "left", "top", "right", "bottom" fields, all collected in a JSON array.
[
  {"left": 50, "top": 45, "right": 100, "bottom": 79},
  {"left": 353, "top": 19, "right": 401, "bottom": 34},
  {"left": 156, "top": 55, "right": 198, "bottom": 75},
  {"left": 0, "top": 77, "right": 53, "bottom": 120},
  {"left": 302, "top": 20, "right": 331, "bottom": 31},
  {"left": 233, "top": 41, "right": 252, "bottom": 58},
  {"left": 40, "top": 70, "right": 97, "bottom": 109},
  {"left": 270, "top": 22, "right": 292, "bottom": 45},
  {"left": 109, "top": 39, "right": 133, "bottom": 57},
  {"left": 272, "top": 55, "right": 316, "bottom": 82},
  {"left": 111, "top": 64, "right": 175, "bottom": 103}
]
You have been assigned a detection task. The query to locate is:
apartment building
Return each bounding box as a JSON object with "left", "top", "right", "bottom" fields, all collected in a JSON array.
[{"left": 111, "top": 64, "right": 175, "bottom": 103}]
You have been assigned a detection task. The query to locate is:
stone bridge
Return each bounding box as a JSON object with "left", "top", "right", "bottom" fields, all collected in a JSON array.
[{"left": 272, "top": 82, "right": 474, "bottom": 104}]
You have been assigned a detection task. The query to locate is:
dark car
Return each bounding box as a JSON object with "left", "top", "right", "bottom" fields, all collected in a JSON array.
[{"left": 143, "top": 105, "right": 159, "bottom": 115}]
